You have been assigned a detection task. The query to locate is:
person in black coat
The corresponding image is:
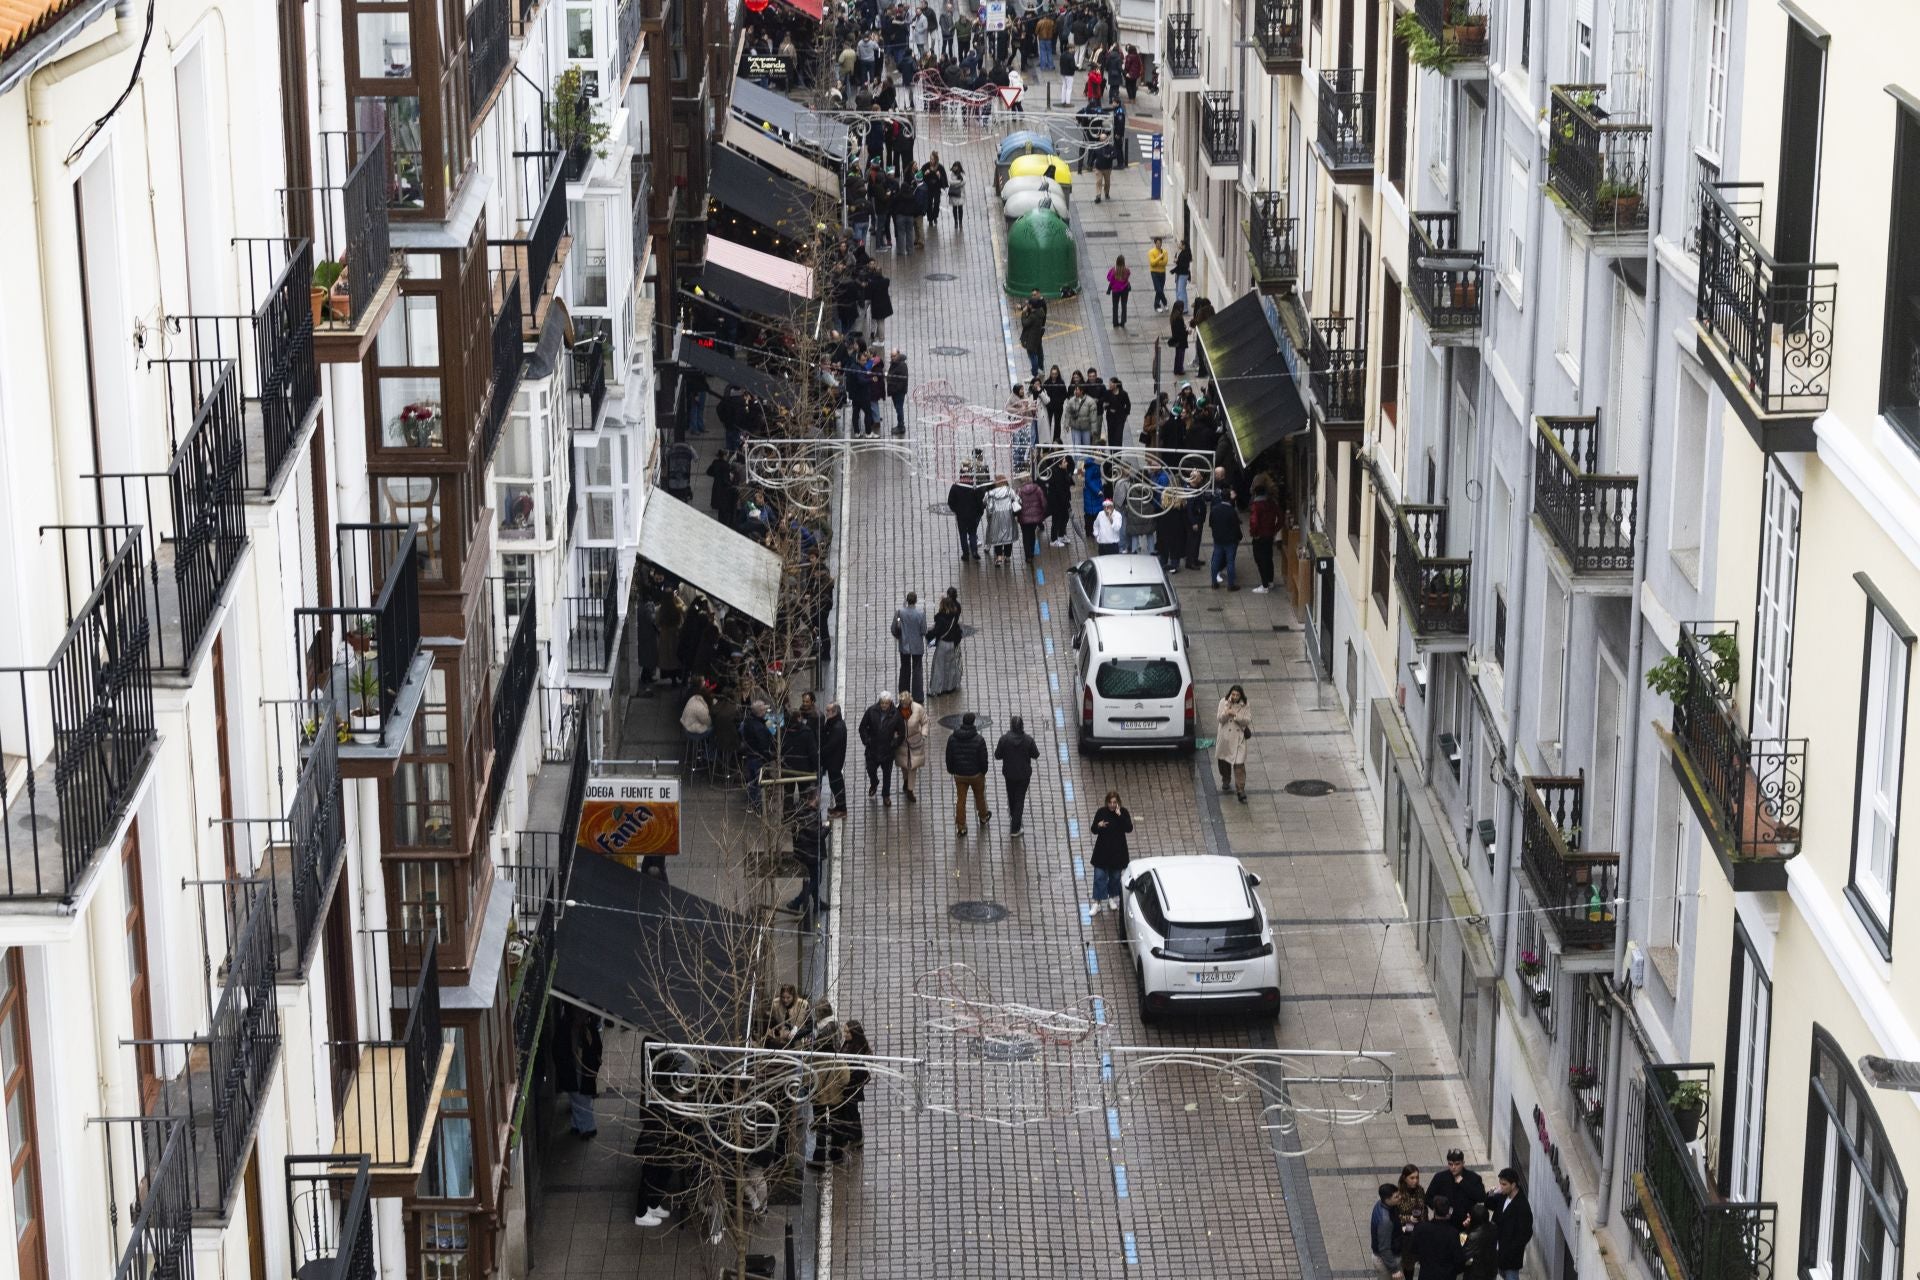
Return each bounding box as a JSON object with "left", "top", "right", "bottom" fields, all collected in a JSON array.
[
  {"left": 707, "top": 449, "right": 739, "bottom": 522},
  {"left": 1428, "top": 1150, "right": 1487, "bottom": 1229},
  {"left": 1487, "top": 1171, "right": 1534, "bottom": 1280},
  {"left": 1404, "top": 1199, "right": 1466, "bottom": 1280},
  {"left": 783, "top": 792, "right": 828, "bottom": 917},
  {"left": 866, "top": 268, "right": 895, "bottom": 341},
  {"left": 1043, "top": 456, "right": 1074, "bottom": 545},
  {"left": 741, "top": 699, "right": 775, "bottom": 811},
  {"left": 858, "top": 692, "right": 904, "bottom": 802},
  {"left": 1103, "top": 377, "right": 1132, "bottom": 448},
  {"left": 1089, "top": 790, "right": 1134, "bottom": 913},
  {"left": 947, "top": 472, "right": 987, "bottom": 560},
  {"left": 943, "top": 710, "right": 992, "bottom": 836},
  {"left": 555, "top": 1006, "right": 604, "bottom": 1137},
  {"left": 1208, "top": 490, "right": 1243, "bottom": 590},
  {"left": 782, "top": 691, "right": 822, "bottom": 776},
  {"left": 821, "top": 702, "right": 849, "bottom": 815},
  {"left": 994, "top": 715, "right": 1041, "bottom": 836}
]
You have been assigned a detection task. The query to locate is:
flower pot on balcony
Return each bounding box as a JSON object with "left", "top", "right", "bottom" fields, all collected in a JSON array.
[
  {"left": 350, "top": 710, "right": 383, "bottom": 742},
  {"left": 1671, "top": 1101, "right": 1705, "bottom": 1140},
  {"left": 310, "top": 286, "right": 328, "bottom": 327},
  {"left": 1532, "top": 988, "right": 1552, "bottom": 1010}
]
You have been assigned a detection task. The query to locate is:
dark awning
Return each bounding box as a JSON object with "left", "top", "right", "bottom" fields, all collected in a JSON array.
[
  {"left": 552, "top": 852, "right": 755, "bottom": 1039},
  {"left": 696, "top": 261, "right": 812, "bottom": 327},
  {"left": 731, "top": 76, "right": 844, "bottom": 160},
  {"left": 1195, "top": 292, "right": 1310, "bottom": 466},
  {"left": 674, "top": 331, "right": 796, "bottom": 406},
  {"left": 711, "top": 146, "right": 814, "bottom": 240}
]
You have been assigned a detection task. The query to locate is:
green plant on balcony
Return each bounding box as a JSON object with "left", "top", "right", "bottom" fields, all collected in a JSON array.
[
  {"left": 312, "top": 258, "right": 346, "bottom": 325},
  {"left": 345, "top": 615, "right": 380, "bottom": 655},
  {"left": 1645, "top": 630, "right": 1738, "bottom": 701},
  {"left": 1397, "top": 11, "right": 1456, "bottom": 72},
  {"left": 1517, "top": 947, "right": 1543, "bottom": 978},
  {"left": 1667, "top": 1079, "right": 1709, "bottom": 1139},
  {"left": 1596, "top": 177, "right": 1643, "bottom": 225},
  {"left": 1568, "top": 1064, "right": 1598, "bottom": 1090},
  {"left": 547, "top": 67, "right": 610, "bottom": 159},
  {"left": 1445, "top": 5, "right": 1487, "bottom": 47},
  {"left": 348, "top": 659, "right": 383, "bottom": 737}
]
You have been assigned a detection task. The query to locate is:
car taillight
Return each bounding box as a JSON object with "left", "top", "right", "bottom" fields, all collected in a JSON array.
[
  {"left": 1183, "top": 684, "right": 1194, "bottom": 727},
  {"left": 1083, "top": 687, "right": 1094, "bottom": 724}
]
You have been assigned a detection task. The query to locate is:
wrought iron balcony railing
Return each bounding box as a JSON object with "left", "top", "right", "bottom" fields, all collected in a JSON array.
[
  {"left": 100, "top": 1117, "right": 196, "bottom": 1280},
  {"left": 1201, "top": 92, "right": 1243, "bottom": 168},
  {"left": 1695, "top": 182, "right": 1838, "bottom": 421},
  {"left": 1252, "top": 0, "right": 1303, "bottom": 71},
  {"left": 1636, "top": 1065, "right": 1778, "bottom": 1280},
  {"left": 1414, "top": 0, "right": 1490, "bottom": 63},
  {"left": 483, "top": 596, "right": 539, "bottom": 831},
  {"left": 0, "top": 527, "right": 157, "bottom": 902},
  {"left": 1307, "top": 315, "right": 1366, "bottom": 424},
  {"left": 1318, "top": 69, "right": 1376, "bottom": 176},
  {"left": 564, "top": 547, "right": 619, "bottom": 673},
  {"left": 333, "top": 935, "right": 451, "bottom": 1177},
  {"left": 301, "top": 130, "right": 397, "bottom": 337},
  {"left": 1394, "top": 504, "right": 1470, "bottom": 636},
  {"left": 1534, "top": 413, "right": 1638, "bottom": 573},
  {"left": 1246, "top": 191, "right": 1298, "bottom": 291},
  {"left": 1165, "top": 13, "right": 1200, "bottom": 78},
  {"left": 1548, "top": 86, "right": 1651, "bottom": 236},
  {"left": 561, "top": 88, "right": 596, "bottom": 183},
  {"left": 572, "top": 333, "right": 609, "bottom": 429},
  {"left": 482, "top": 270, "right": 524, "bottom": 468},
  {"left": 465, "top": 0, "right": 510, "bottom": 127},
  {"left": 1668, "top": 622, "right": 1806, "bottom": 880},
  {"left": 286, "top": 1155, "right": 376, "bottom": 1280},
  {"left": 616, "top": 0, "right": 644, "bottom": 87},
  {"left": 1408, "top": 212, "right": 1483, "bottom": 334},
  {"left": 1521, "top": 776, "right": 1621, "bottom": 950},
  {"left": 293, "top": 524, "right": 425, "bottom": 752},
  {"left": 492, "top": 150, "right": 569, "bottom": 336}
]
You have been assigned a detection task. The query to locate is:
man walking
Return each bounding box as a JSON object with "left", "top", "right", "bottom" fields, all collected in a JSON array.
[
  {"left": 1208, "top": 488, "right": 1243, "bottom": 590},
  {"left": 943, "top": 710, "right": 992, "bottom": 836},
  {"left": 1019, "top": 290, "right": 1049, "bottom": 377},
  {"left": 994, "top": 714, "right": 1040, "bottom": 835},
  {"left": 859, "top": 692, "right": 903, "bottom": 803},
  {"left": 893, "top": 591, "right": 928, "bottom": 702},
  {"left": 821, "top": 702, "right": 849, "bottom": 816},
  {"left": 947, "top": 469, "right": 987, "bottom": 560},
  {"left": 1489, "top": 1169, "right": 1534, "bottom": 1280},
  {"left": 783, "top": 792, "right": 828, "bottom": 920},
  {"left": 1370, "top": 1185, "right": 1403, "bottom": 1280}
]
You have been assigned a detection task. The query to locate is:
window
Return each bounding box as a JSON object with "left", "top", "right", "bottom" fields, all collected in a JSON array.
[
  {"left": 1094, "top": 660, "right": 1184, "bottom": 699},
  {"left": 1430, "top": 73, "right": 1453, "bottom": 194},
  {"left": 1516, "top": 0, "right": 1530, "bottom": 71},
  {"left": 1503, "top": 148, "right": 1528, "bottom": 289},
  {"left": 0, "top": 953, "right": 45, "bottom": 1280},
  {"left": 1752, "top": 460, "right": 1801, "bottom": 740},
  {"left": 565, "top": 4, "right": 594, "bottom": 58},
  {"left": 1371, "top": 506, "right": 1391, "bottom": 613},
  {"left": 1568, "top": 979, "right": 1608, "bottom": 1143},
  {"left": 423, "top": 1029, "right": 476, "bottom": 1199},
  {"left": 1669, "top": 372, "right": 1709, "bottom": 581},
  {"left": 1388, "top": 33, "right": 1410, "bottom": 190},
  {"left": 1571, "top": 19, "right": 1592, "bottom": 82},
  {"left": 1347, "top": 451, "right": 1363, "bottom": 547},
  {"left": 1380, "top": 275, "right": 1402, "bottom": 420},
  {"left": 1880, "top": 103, "right": 1920, "bottom": 443},
  {"left": 1537, "top": 577, "right": 1569, "bottom": 752},
  {"left": 1722, "top": 923, "right": 1771, "bottom": 1202},
  {"left": 1803, "top": 1028, "right": 1905, "bottom": 1280},
  {"left": 1555, "top": 232, "right": 1586, "bottom": 374},
  {"left": 1848, "top": 599, "right": 1910, "bottom": 947},
  {"left": 1326, "top": 436, "right": 1340, "bottom": 537},
  {"left": 1649, "top": 739, "right": 1686, "bottom": 954},
  {"left": 1696, "top": 0, "right": 1731, "bottom": 160}
]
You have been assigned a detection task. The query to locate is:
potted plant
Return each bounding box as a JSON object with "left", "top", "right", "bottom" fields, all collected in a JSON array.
[
  {"left": 1452, "top": 9, "right": 1488, "bottom": 48},
  {"left": 399, "top": 402, "right": 444, "bottom": 447},
  {"left": 1597, "top": 178, "right": 1643, "bottom": 227},
  {"left": 345, "top": 616, "right": 379, "bottom": 655},
  {"left": 547, "top": 67, "right": 611, "bottom": 171},
  {"left": 1517, "top": 947, "right": 1544, "bottom": 979},
  {"left": 1583, "top": 1100, "right": 1605, "bottom": 1132},
  {"left": 1568, "top": 1065, "right": 1598, "bottom": 1091},
  {"left": 1668, "top": 1079, "right": 1709, "bottom": 1139},
  {"left": 1646, "top": 629, "right": 1739, "bottom": 701},
  {"left": 312, "top": 258, "right": 345, "bottom": 325},
  {"left": 1396, "top": 11, "right": 1455, "bottom": 72},
  {"left": 348, "top": 660, "right": 384, "bottom": 739},
  {"left": 1532, "top": 988, "right": 1552, "bottom": 1010}
]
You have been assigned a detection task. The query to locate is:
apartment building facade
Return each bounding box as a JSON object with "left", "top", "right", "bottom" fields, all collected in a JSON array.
[{"left": 0, "top": 0, "right": 715, "bottom": 1273}]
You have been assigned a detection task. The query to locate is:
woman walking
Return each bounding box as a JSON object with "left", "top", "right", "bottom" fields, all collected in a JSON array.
[
  {"left": 1215, "top": 684, "right": 1252, "bottom": 803},
  {"left": 947, "top": 161, "right": 967, "bottom": 229},
  {"left": 1017, "top": 471, "right": 1048, "bottom": 563},
  {"left": 1107, "top": 255, "right": 1133, "bottom": 328},
  {"left": 1042, "top": 364, "right": 1068, "bottom": 441},
  {"left": 886, "top": 349, "right": 910, "bottom": 435},
  {"left": 1168, "top": 301, "right": 1189, "bottom": 376},
  {"left": 895, "top": 691, "right": 929, "bottom": 802},
  {"left": 983, "top": 474, "right": 1019, "bottom": 566},
  {"left": 928, "top": 589, "right": 965, "bottom": 695},
  {"left": 1089, "top": 790, "right": 1135, "bottom": 913},
  {"left": 1172, "top": 237, "right": 1193, "bottom": 307},
  {"left": 1147, "top": 236, "right": 1168, "bottom": 311},
  {"left": 1044, "top": 454, "right": 1074, "bottom": 546},
  {"left": 1249, "top": 476, "right": 1280, "bottom": 593}
]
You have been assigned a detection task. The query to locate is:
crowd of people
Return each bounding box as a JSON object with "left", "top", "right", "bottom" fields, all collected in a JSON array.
[{"left": 1370, "top": 1156, "right": 1536, "bottom": 1280}]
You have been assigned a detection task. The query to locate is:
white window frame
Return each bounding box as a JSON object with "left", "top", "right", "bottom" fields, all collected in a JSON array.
[
  {"left": 1696, "top": 0, "right": 1731, "bottom": 163},
  {"left": 1502, "top": 148, "right": 1528, "bottom": 293},
  {"left": 1668, "top": 370, "right": 1710, "bottom": 582},
  {"left": 1555, "top": 230, "right": 1586, "bottom": 377},
  {"left": 1429, "top": 71, "right": 1453, "bottom": 198},
  {"left": 1726, "top": 925, "right": 1771, "bottom": 1202},
  {"left": 1537, "top": 577, "right": 1570, "bottom": 757},
  {"left": 1849, "top": 600, "right": 1910, "bottom": 945},
  {"left": 1572, "top": 19, "right": 1593, "bottom": 82},
  {"left": 1753, "top": 460, "right": 1801, "bottom": 742},
  {"left": 1805, "top": 1031, "right": 1904, "bottom": 1280}
]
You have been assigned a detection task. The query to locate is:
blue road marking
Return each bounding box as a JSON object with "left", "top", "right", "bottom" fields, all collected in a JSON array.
[
  {"left": 1086, "top": 946, "right": 1099, "bottom": 974},
  {"left": 1054, "top": 707, "right": 1065, "bottom": 729},
  {"left": 1044, "top": 636, "right": 1054, "bottom": 656},
  {"left": 1069, "top": 819, "right": 1081, "bottom": 839},
  {"left": 1059, "top": 742, "right": 1070, "bottom": 763},
  {"left": 1092, "top": 997, "right": 1106, "bottom": 1025},
  {"left": 1101, "top": 1051, "right": 1113, "bottom": 1082},
  {"left": 1039, "top": 601, "right": 1050, "bottom": 621},
  {"left": 1062, "top": 780, "right": 1075, "bottom": 803},
  {"left": 1107, "top": 1108, "right": 1121, "bottom": 1140},
  {"left": 1081, "top": 903, "right": 1092, "bottom": 925},
  {"left": 1049, "top": 671, "right": 1059, "bottom": 692},
  {"left": 1123, "top": 1232, "right": 1139, "bottom": 1265},
  {"left": 1035, "top": 568, "right": 1045, "bottom": 585},
  {"left": 1114, "top": 1166, "right": 1129, "bottom": 1198},
  {"left": 1073, "top": 855, "right": 1085, "bottom": 878}
]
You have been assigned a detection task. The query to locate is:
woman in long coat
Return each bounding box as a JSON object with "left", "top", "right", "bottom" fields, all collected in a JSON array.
[
  {"left": 895, "top": 692, "right": 930, "bottom": 802},
  {"left": 982, "top": 475, "right": 1019, "bottom": 566},
  {"left": 1215, "top": 683, "right": 1252, "bottom": 802},
  {"left": 928, "top": 589, "right": 965, "bottom": 695}
]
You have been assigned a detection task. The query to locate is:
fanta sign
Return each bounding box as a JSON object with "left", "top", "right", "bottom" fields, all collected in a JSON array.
[{"left": 576, "top": 778, "right": 682, "bottom": 866}]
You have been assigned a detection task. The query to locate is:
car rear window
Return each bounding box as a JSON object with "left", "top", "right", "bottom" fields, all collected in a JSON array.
[
  {"left": 1099, "top": 583, "right": 1172, "bottom": 611},
  {"left": 1095, "top": 659, "right": 1184, "bottom": 699},
  {"left": 1164, "top": 916, "right": 1264, "bottom": 959}
]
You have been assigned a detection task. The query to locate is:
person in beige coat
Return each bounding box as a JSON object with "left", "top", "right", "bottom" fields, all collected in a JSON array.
[
  {"left": 1215, "top": 684, "right": 1252, "bottom": 803},
  {"left": 895, "top": 692, "right": 930, "bottom": 803}
]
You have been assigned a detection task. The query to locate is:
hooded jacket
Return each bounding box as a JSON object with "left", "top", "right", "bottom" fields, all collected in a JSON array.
[
  {"left": 944, "top": 723, "right": 990, "bottom": 776},
  {"left": 994, "top": 727, "right": 1040, "bottom": 781}
]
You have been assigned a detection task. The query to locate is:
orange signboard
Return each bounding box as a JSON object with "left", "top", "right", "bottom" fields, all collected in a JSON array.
[{"left": 576, "top": 778, "right": 682, "bottom": 867}]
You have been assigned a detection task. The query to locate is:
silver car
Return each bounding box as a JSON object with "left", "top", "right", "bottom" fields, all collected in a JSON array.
[{"left": 1067, "top": 554, "right": 1180, "bottom": 644}]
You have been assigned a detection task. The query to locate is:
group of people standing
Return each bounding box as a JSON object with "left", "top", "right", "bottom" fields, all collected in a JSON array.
[{"left": 1371, "top": 1157, "right": 1535, "bottom": 1280}]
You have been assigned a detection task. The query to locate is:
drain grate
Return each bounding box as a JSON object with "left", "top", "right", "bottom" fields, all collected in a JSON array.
[
  {"left": 1084, "top": 229, "right": 1120, "bottom": 239},
  {"left": 931, "top": 345, "right": 971, "bottom": 356},
  {"left": 926, "top": 272, "right": 959, "bottom": 281},
  {"left": 949, "top": 900, "right": 1009, "bottom": 923},
  {"left": 1285, "top": 779, "right": 1337, "bottom": 797},
  {"left": 1251, "top": 658, "right": 1271, "bottom": 666}
]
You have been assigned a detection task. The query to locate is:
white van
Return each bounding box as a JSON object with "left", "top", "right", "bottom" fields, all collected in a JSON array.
[{"left": 1075, "top": 615, "right": 1195, "bottom": 754}]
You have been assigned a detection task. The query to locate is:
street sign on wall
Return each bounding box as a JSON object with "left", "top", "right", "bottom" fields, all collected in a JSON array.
[
  {"left": 576, "top": 777, "right": 682, "bottom": 865},
  {"left": 985, "top": 0, "right": 1007, "bottom": 30}
]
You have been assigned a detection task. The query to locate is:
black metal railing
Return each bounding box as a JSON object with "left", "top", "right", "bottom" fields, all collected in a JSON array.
[
  {"left": 561, "top": 89, "right": 596, "bottom": 183},
  {"left": 632, "top": 155, "right": 652, "bottom": 268},
  {"left": 616, "top": 0, "right": 644, "bottom": 86},
  {"left": 1670, "top": 622, "right": 1807, "bottom": 861},
  {"left": 1534, "top": 414, "right": 1637, "bottom": 573},
  {"left": 566, "top": 592, "right": 618, "bottom": 672},
  {"left": 1695, "top": 182, "right": 1838, "bottom": 419},
  {"left": 1548, "top": 86, "right": 1651, "bottom": 235},
  {"left": 294, "top": 131, "right": 395, "bottom": 333},
  {"left": 1639, "top": 1065, "right": 1778, "bottom": 1280},
  {"left": 483, "top": 601, "right": 539, "bottom": 830},
  {"left": 1318, "top": 69, "right": 1375, "bottom": 174},
  {"left": 144, "top": 878, "right": 282, "bottom": 1218},
  {"left": 483, "top": 271, "right": 525, "bottom": 468},
  {"left": 1415, "top": 0, "right": 1491, "bottom": 61},
  {"left": 1165, "top": 13, "right": 1200, "bottom": 78},
  {"left": 1252, "top": 0, "right": 1303, "bottom": 69},
  {"left": 508, "top": 0, "right": 543, "bottom": 38},
  {"left": 1521, "top": 776, "right": 1621, "bottom": 949},
  {"left": 542, "top": 684, "right": 588, "bottom": 763},
  {"left": 334, "top": 935, "right": 444, "bottom": 1169},
  {"left": 1245, "top": 191, "right": 1298, "bottom": 289},
  {"left": 1201, "top": 92, "right": 1242, "bottom": 167},
  {"left": 100, "top": 1117, "right": 196, "bottom": 1280},
  {"left": 1394, "top": 504, "right": 1471, "bottom": 635},
  {"left": 1308, "top": 315, "right": 1366, "bottom": 423},
  {"left": 286, "top": 1155, "right": 375, "bottom": 1280},
  {"left": 492, "top": 150, "right": 567, "bottom": 322},
  {"left": 293, "top": 525, "right": 423, "bottom": 747},
  {"left": 1409, "top": 212, "right": 1483, "bottom": 333},
  {"left": 572, "top": 334, "right": 609, "bottom": 427},
  {"left": 0, "top": 527, "right": 157, "bottom": 901},
  {"left": 465, "top": 0, "right": 510, "bottom": 127}
]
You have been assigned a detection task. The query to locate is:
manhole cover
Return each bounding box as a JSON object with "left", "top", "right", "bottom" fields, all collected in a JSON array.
[
  {"left": 926, "top": 272, "right": 959, "bottom": 281},
  {"left": 949, "top": 900, "right": 1009, "bottom": 923},
  {"left": 931, "top": 345, "right": 971, "bottom": 357},
  {"left": 1285, "top": 779, "right": 1337, "bottom": 797},
  {"left": 937, "top": 713, "right": 990, "bottom": 731},
  {"left": 968, "top": 1034, "right": 1042, "bottom": 1062}
]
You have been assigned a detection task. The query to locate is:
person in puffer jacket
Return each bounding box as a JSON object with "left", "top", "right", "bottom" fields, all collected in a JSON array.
[{"left": 1016, "top": 473, "right": 1048, "bottom": 564}]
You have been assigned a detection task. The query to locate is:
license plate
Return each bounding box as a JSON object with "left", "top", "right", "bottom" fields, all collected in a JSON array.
[
  {"left": 1191, "top": 967, "right": 1241, "bottom": 985},
  {"left": 1120, "top": 719, "right": 1162, "bottom": 730}
]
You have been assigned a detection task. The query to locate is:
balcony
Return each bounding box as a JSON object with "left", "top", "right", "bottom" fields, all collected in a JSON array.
[
  {"left": 565, "top": 548, "right": 621, "bottom": 677},
  {"left": 572, "top": 333, "right": 610, "bottom": 431},
  {"left": 1521, "top": 776, "right": 1621, "bottom": 951},
  {"left": 1661, "top": 622, "right": 1806, "bottom": 889},
  {"left": 306, "top": 131, "right": 403, "bottom": 363},
  {"left": 492, "top": 150, "right": 570, "bottom": 340},
  {"left": 0, "top": 527, "right": 157, "bottom": 907},
  {"left": 1165, "top": 14, "right": 1200, "bottom": 83},
  {"left": 293, "top": 524, "right": 433, "bottom": 777},
  {"left": 1316, "top": 69, "right": 1375, "bottom": 181},
  {"left": 104, "top": 357, "right": 248, "bottom": 680},
  {"left": 332, "top": 936, "right": 456, "bottom": 1194},
  {"left": 286, "top": 1155, "right": 375, "bottom": 1280},
  {"left": 1413, "top": 0, "right": 1490, "bottom": 73},
  {"left": 1533, "top": 413, "right": 1638, "bottom": 576},
  {"left": 100, "top": 1118, "right": 196, "bottom": 1280},
  {"left": 145, "top": 878, "right": 282, "bottom": 1222},
  {"left": 1252, "top": 0, "right": 1303, "bottom": 73},
  {"left": 1408, "top": 212, "right": 1483, "bottom": 340},
  {"left": 1547, "top": 86, "right": 1651, "bottom": 246},
  {"left": 1245, "top": 191, "right": 1298, "bottom": 294},
  {"left": 1693, "top": 183, "right": 1837, "bottom": 448},
  {"left": 1394, "top": 505, "right": 1471, "bottom": 641},
  {"left": 1200, "top": 92, "right": 1243, "bottom": 178},
  {"left": 482, "top": 595, "right": 539, "bottom": 832},
  {"left": 465, "top": 0, "right": 511, "bottom": 127},
  {"left": 482, "top": 269, "right": 525, "bottom": 468},
  {"left": 1633, "top": 1065, "right": 1779, "bottom": 1280},
  {"left": 615, "top": 0, "right": 644, "bottom": 87},
  {"left": 1307, "top": 315, "right": 1366, "bottom": 433}
]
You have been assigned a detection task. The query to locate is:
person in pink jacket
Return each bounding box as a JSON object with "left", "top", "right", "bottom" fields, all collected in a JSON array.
[
  {"left": 1106, "top": 255, "right": 1133, "bottom": 328},
  {"left": 1016, "top": 472, "right": 1048, "bottom": 565}
]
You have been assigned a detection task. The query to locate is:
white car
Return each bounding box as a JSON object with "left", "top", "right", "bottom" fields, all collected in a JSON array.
[
  {"left": 1066, "top": 554, "right": 1180, "bottom": 641},
  {"left": 1075, "top": 615, "right": 1194, "bottom": 754},
  {"left": 1119, "top": 855, "right": 1280, "bottom": 1023}
]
